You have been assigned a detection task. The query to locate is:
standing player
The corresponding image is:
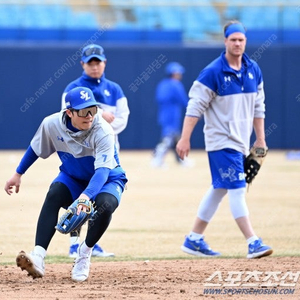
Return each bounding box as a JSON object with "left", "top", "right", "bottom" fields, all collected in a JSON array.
[
  {"left": 62, "top": 44, "right": 130, "bottom": 258},
  {"left": 151, "top": 62, "right": 189, "bottom": 168},
  {"left": 176, "top": 21, "right": 273, "bottom": 258},
  {"left": 4, "top": 87, "right": 128, "bottom": 282}
]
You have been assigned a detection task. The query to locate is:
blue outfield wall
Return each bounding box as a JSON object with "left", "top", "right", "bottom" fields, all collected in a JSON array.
[{"left": 0, "top": 43, "right": 299, "bottom": 150}]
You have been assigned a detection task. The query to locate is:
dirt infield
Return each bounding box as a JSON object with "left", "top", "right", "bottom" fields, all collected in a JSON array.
[
  {"left": 1, "top": 257, "right": 300, "bottom": 299},
  {"left": 1, "top": 150, "right": 300, "bottom": 299}
]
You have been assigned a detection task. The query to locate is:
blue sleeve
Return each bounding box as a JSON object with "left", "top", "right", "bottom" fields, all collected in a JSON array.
[
  {"left": 115, "top": 83, "right": 125, "bottom": 99},
  {"left": 83, "top": 167, "right": 110, "bottom": 199},
  {"left": 16, "top": 145, "right": 39, "bottom": 174}
]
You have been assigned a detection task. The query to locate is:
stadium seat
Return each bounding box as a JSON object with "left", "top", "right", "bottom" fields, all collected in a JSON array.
[
  {"left": 240, "top": 5, "right": 279, "bottom": 29},
  {"left": 184, "top": 7, "right": 210, "bottom": 41},
  {"left": 66, "top": 11, "right": 99, "bottom": 29},
  {"left": 239, "top": 6, "right": 264, "bottom": 29},
  {"left": 0, "top": 1, "right": 300, "bottom": 43},
  {"left": 157, "top": 7, "right": 183, "bottom": 30},
  {"left": 132, "top": 6, "right": 161, "bottom": 29},
  {"left": 261, "top": 6, "right": 280, "bottom": 28},
  {"left": 185, "top": 5, "right": 222, "bottom": 35},
  {"left": 282, "top": 6, "right": 300, "bottom": 29},
  {"left": 0, "top": 5, "right": 22, "bottom": 27},
  {"left": 224, "top": 5, "right": 241, "bottom": 20}
]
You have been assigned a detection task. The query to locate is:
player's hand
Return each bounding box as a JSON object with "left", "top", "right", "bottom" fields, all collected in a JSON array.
[
  {"left": 253, "top": 139, "right": 267, "bottom": 149},
  {"left": 76, "top": 194, "right": 90, "bottom": 215},
  {"left": 176, "top": 138, "right": 191, "bottom": 160},
  {"left": 102, "top": 111, "right": 115, "bottom": 123},
  {"left": 4, "top": 173, "right": 22, "bottom": 195}
]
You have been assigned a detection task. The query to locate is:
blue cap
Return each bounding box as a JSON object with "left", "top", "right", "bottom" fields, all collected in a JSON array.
[
  {"left": 65, "top": 87, "right": 100, "bottom": 110},
  {"left": 81, "top": 44, "right": 106, "bottom": 63},
  {"left": 165, "top": 62, "right": 185, "bottom": 75}
]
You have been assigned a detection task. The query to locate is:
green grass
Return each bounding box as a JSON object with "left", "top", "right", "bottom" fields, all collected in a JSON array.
[{"left": 2, "top": 253, "right": 300, "bottom": 266}]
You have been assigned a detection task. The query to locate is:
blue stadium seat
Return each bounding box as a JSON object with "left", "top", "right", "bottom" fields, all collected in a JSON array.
[
  {"left": 201, "top": 6, "right": 222, "bottom": 33},
  {"left": 261, "top": 6, "right": 280, "bottom": 28},
  {"left": 109, "top": 0, "right": 131, "bottom": 9},
  {"left": 184, "top": 7, "right": 211, "bottom": 41},
  {"left": 239, "top": 6, "right": 264, "bottom": 29},
  {"left": 20, "top": 5, "right": 72, "bottom": 29},
  {"left": 0, "top": 5, "right": 22, "bottom": 27},
  {"left": 132, "top": 6, "right": 160, "bottom": 29},
  {"left": 282, "top": 6, "right": 300, "bottom": 29},
  {"left": 240, "top": 6, "right": 279, "bottom": 29},
  {"left": 187, "top": 0, "right": 211, "bottom": 4},
  {"left": 66, "top": 11, "right": 99, "bottom": 29},
  {"left": 1, "top": 2, "right": 300, "bottom": 43},
  {"left": 157, "top": 7, "right": 183, "bottom": 30},
  {"left": 0, "top": 3, "right": 97, "bottom": 30},
  {"left": 186, "top": 5, "right": 222, "bottom": 35},
  {"left": 224, "top": 5, "right": 241, "bottom": 20}
]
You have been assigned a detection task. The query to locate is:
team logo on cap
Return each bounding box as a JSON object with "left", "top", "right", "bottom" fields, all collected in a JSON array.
[{"left": 80, "top": 90, "right": 91, "bottom": 101}]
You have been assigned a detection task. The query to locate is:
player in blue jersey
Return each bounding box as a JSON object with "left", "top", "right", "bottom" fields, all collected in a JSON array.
[
  {"left": 176, "top": 21, "right": 273, "bottom": 259},
  {"left": 62, "top": 44, "right": 130, "bottom": 258},
  {"left": 5, "top": 87, "right": 128, "bottom": 282},
  {"left": 151, "top": 62, "right": 189, "bottom": 168}
]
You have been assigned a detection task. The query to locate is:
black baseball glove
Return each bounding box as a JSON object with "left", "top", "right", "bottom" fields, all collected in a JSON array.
[{"left": 244, "top": 146, "right": 268, "bottom": 184}]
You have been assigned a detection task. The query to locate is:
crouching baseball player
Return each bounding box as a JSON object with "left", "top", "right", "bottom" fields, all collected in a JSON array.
[{"left": 4, "top": 87, "right": 127, "bottom": 282}]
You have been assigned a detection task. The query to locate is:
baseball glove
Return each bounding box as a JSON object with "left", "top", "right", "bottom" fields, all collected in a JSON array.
[
  {"left": 55, "top": 199, "right": 95, "bottom": 234},
  {"left": 244, "top": 146, "right": 268, "bottom": 184}
]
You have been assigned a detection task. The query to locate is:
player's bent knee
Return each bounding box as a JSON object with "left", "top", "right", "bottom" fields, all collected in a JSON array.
[
  {"left": 94, "top": 192, "right": 118, "bottom": 216},
  {"left": 45, "top": 182, "right": 72, "bottom": 208}
]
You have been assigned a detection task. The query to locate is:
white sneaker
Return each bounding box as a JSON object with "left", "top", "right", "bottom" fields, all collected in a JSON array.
[
  {"left": 151, "top": 158, "right": 168, "bottom": 169},
  {"left": 151, "top": 157, "right": 163, "bottom": 168},
  {"left": 179, "top": 158, "right": 195, "bottom": 168},
  {"left": 92, "top": 244, "right": 115, "bottom": 257},
  {"left": 71, "top": 244, "right": 92, "bottom": 282},
  {"left": 16, "top": 250, "right": 45, "bottom": 279}
]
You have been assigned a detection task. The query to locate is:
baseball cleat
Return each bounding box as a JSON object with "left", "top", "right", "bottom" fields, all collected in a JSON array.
[
  {"left": 92, "top": 244, "right": 115, "bottom": 257},
  {"left": 16, "top": 251, "right": 45, "bottom": 279},
  {"left": 247, "top": 238, "right": 273, "bottom": 259},
  {"left": 72, "top": 243, "right": 92, "bottom": 282},
  {"left": 181, "top": 236, "right": 221, "bottom": 257}
]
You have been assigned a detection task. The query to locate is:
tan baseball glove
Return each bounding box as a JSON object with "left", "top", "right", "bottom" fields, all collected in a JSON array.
[{"left": 244, "top": 146, "right": 268, "bottom": 184}]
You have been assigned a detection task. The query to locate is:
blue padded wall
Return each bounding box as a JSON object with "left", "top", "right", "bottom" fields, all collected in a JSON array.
[{"left": 0, "top": 44, "right": 299, "bottom": 150}]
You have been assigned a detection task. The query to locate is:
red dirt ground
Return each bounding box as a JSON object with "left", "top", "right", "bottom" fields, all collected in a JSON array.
[{"left": 1, "top": 257, "right": 300, "bottom": 300}]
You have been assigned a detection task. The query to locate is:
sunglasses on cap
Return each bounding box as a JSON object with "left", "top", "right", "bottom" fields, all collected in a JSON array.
[
  {"left": 82, "top": 46, "right": 104, "bottom": 57},
  {"left": 71, "top": 106, "right": 98, "bottom": 117}
]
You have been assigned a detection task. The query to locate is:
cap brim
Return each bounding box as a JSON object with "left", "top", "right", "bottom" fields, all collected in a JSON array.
[
  {"left": 72, "top": 101, "right": 101, "bottom": 110},
  {"left": 81, "top": 55, "right": 106, "bottom": 63}
]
